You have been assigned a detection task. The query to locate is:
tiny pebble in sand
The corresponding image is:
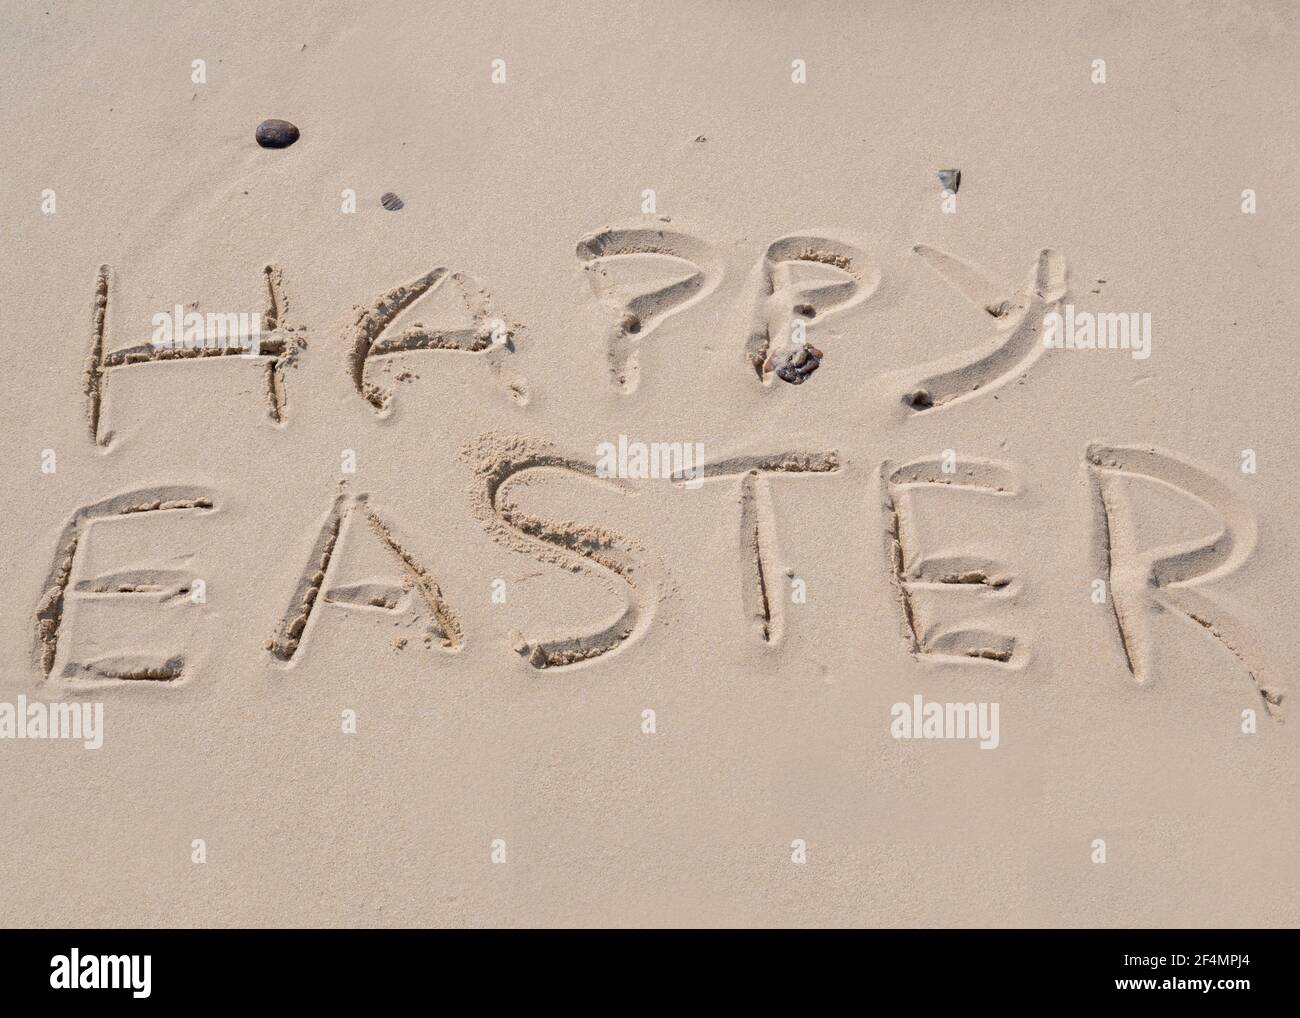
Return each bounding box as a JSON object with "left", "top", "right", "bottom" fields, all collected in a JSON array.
[{"left": 255, "top": 119, "right": 300, "bottom": 148}]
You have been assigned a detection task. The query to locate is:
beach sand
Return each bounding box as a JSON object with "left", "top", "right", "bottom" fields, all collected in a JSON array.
[{"left": 0, "top": 0, "right": 1296, "bottom": 927}]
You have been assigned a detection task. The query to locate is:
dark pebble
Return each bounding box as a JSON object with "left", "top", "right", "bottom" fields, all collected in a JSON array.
[
  {"left": 769, "top": 342, "right": 823, "bottom": 384},
  {"left": 381, "top": 192, "right": 404, "bottom": 211},
  {"left": 937, "top": 168, "right": 960, "bottom": 193},
  {"left": 256, "top": 119, "right": 300, "bottom": 149}
]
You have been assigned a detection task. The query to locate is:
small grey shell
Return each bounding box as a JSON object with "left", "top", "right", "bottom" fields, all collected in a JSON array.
[
  {"left": 381, "top": 192, "right": 404, "bottom": 211},
  {"left": 937, "top": 168, "right": 961, "bottom": 193}
]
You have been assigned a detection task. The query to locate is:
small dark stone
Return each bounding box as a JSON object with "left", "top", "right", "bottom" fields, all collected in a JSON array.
[
  {"left": 381, "top": 192, "right": 404, "bottom": 211},
  {"left": 256, "top": 119, "right": 300, "bottom": 149},
  {"left": 937, "top": 168, "right": 961, "bottom": 193},
  {"left": 768, "top": 342, "right": 823, "bottom": 384}
]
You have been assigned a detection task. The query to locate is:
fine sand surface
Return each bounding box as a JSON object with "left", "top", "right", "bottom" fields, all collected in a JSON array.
[{"left": 1, "top": 0, "right": 1296, "bottom": 927}]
